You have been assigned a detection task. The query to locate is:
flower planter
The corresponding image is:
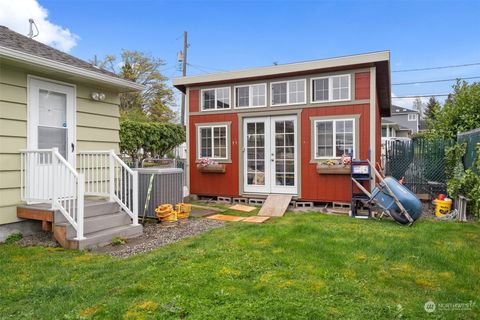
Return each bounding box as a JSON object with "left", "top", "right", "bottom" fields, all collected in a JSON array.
[
  {"left": 197, "top": 163, "right": 226, "bottom": 173},
  {"left": 316, "top": 163, "right": 351, "bottom": 175}
]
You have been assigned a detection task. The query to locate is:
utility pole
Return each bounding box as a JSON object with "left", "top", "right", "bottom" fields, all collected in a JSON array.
[{"left": 180, "top": 31, "right": 188, "bottom": 127}]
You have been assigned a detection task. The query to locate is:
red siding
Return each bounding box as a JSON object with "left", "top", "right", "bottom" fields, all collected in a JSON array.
[
  {"left": 355, "top": 72, "right": 370, "bottom": 100},
  {"left": 300, "top": 104, "right": 370, "bottom": 202},
  {"left": 189, "top": 90, "right": 199, "bottom": 113},
  {"left": 187, "top": 71, "right": 382, "bottom": 203},
  {"left": 189, "top": 113, "right": 239, "bottom": 197}
]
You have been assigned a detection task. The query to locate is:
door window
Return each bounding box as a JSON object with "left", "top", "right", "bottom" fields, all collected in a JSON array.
[{"left": 38, "top": 89, "right": 68, "bottom": 158}]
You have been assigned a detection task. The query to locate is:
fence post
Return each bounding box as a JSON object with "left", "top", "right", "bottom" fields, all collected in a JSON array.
[
  {"left": 132, "top": 170, "right": 139, "bottom": 226},
  {"left": 75, "top": 173, "right": 86, "bottom": 240},
  {"left": 51, "top": 148, "right": 59, "bottom": 210},
  {"left": 109, "top": 150, "right": 115, "bottom": 202}
]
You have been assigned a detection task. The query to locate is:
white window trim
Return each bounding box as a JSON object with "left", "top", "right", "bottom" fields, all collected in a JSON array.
[
  {"left": 270, "top": 79, "right": 307, "bottom": 107},
  {"left": 313, "top": 118, "right": 356, "bottom": 160},
  {"left": 233, "top": 83, "right": 267, "bottom": 109},
  {"left": 310, "top": 74, "right": 351, "bottom": 104},
  {"left": 197, "top": 125, "right": 229, "bottom": 160},
  {"left": 200, "top": 87, "right": 231, "bottom": 112},
  {"left": 408, "top": 113, "right": 418, "bottom": 121}
]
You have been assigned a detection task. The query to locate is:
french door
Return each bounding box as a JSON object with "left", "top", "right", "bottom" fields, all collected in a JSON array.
[{"left": 243, "top": 115, "right": 297, "bottom": 194}]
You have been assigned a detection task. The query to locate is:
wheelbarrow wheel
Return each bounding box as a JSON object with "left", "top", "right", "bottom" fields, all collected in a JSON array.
[{"left": 389, "top": 209, "right": 410, "bottom": 225}]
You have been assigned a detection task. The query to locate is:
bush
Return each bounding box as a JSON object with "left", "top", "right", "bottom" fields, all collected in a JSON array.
[
  {"left": 120, "top": 120, "right": 185, "bottom": 163},
  {"left": 445, "top": 142, "right": 480, "bottom": 217},
  {"left": 5, "top": 233, "right": 22, "bottom": 244}
]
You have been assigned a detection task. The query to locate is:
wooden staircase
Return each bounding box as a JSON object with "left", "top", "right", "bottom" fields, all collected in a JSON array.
[{"left": 17, "top": 199, "right": 142, "bottom": 250}]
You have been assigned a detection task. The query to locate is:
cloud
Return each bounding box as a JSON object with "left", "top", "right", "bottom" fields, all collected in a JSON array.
[
  {"left": 391, "top": 93, "right": 429, "bottom": 110},
  {"left": 0, "top": 0, "right": 79, "bottom": 52}
]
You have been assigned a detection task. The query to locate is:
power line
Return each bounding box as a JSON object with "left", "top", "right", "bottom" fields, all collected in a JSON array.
[
  {"left": 187, "top": 63, "right": 227, "bottom": 73},
  {"left": 392, "top": 94, "right": 450, "bottom": 99},
  {"left": 392, "top": 75, "right": 480, "bottom": 86},
  {"left": 187, "top": 63, "right": 213, "bottom": 74},
  {"left": 392, "top": 62, "right": 480, "bottom": 73}
]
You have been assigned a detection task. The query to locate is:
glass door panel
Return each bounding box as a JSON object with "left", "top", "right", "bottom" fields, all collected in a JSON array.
[
  {"left": 244, "top": 119, "right": 270, "bottom": 193},
  {"left": 271, "top": 117, "right": 296, "bottom": 193}
]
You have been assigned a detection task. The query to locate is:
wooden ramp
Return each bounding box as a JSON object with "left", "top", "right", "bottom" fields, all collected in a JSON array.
[{"left": 258, "top": 194, "right": 292, "bottom": 217}]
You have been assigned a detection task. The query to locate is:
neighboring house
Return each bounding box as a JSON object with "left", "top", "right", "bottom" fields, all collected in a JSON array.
[
  {"left": 0, "top": 26, "right": 144, "bottom": 247},
  {"left": 173, "top": 51, "right": 391, "bottom": 204},
  {"left": 381, "top": 105, "right": 419, "bottom": 140}
]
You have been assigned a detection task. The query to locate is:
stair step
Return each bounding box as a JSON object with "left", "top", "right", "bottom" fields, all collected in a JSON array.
[
  {"left": 54, "top": 201, "right": 120, "bottom": 223},
  {"left": 68, "top": 224, "right": 143, "bottom": 250},
  {"left": 58, "top": 211, "right": 132, "bottom": 238}
]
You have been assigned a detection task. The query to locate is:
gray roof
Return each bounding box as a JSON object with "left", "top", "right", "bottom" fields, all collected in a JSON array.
[
  {"left": 0, "top": 25, "right": 116, "bottom": 78},
  {"left": 391, "top": 104, "right": 418, "bottom": 114}
]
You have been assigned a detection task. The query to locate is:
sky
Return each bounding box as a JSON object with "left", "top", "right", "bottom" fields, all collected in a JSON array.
[{"left": 1, "top": 0, "right": 480, "bottom": 115}]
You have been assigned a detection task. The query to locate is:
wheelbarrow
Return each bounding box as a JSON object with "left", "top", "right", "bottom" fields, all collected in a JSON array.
[{"left": 351, "top": 161, "right": 422, "bottom": 226}]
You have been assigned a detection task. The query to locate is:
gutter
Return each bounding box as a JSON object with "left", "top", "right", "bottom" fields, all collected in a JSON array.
[{"left": 0, "top": 46, "right": 145, "bottom": 92}]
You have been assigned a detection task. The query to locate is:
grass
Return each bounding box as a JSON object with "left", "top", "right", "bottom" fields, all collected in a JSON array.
[{"left": 1, "top": 212, "right": 479, "bottom": 319}]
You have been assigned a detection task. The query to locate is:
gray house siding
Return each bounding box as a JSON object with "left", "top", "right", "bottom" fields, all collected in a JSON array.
[{"left": 383, "top": 113, "right": 419, "bottom": 133}]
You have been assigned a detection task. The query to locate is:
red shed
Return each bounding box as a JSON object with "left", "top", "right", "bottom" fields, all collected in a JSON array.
[{"left": 173, "top": 51, "right": 391, "bottom": 204}]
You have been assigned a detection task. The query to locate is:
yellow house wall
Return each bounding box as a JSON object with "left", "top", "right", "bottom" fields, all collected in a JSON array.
[{"left": 0, "top": 64, "right": 121, "bottom": 224}]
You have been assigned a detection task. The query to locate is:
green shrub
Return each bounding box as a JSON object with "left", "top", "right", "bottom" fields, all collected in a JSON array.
[
  {"left": 120, "top": 120, "right": 185, "bottom": 163},
  {"left": 5, "top": 233, "right": 22, "bottom": 244},
  {"left": 111, "top": 236, "right": 126, "bottom": 246}
]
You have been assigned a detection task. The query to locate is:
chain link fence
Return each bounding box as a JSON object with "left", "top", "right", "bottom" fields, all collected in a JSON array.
[{"left": 384, "top": 138, "right": 455, "bottom": 197}]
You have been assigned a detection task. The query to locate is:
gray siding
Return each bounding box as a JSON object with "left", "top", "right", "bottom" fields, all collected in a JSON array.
[{"left": 383, "top": 113, "right": 419, "bottom": 133}]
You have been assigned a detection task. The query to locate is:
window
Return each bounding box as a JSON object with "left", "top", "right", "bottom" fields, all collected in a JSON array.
[
  {"left": 408, "top": 113, "right": 418, "bottom": 121},
  {"left": 271, "top": 79, "right": 306, "bottom": 106},
  {"left": 198, "top": 125, "right": 228, "bottom": 159},
  {"left": 311, "top": 74, "right": 351, "bottom": 103},
  {"left": 201, "top": 87, "right": 230, "bottom": 111},
  {"left": 314, "top": 119, "right": 355, "bottom": 159},
  {"left": 381, "top": 127, "right": 388, "bottom": 137},
  {"left": 235, "top": 83, "right": 266, "bottom": 108}
]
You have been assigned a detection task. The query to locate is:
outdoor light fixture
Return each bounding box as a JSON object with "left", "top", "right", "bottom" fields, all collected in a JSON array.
[{"left": 90, "top": 92, "right": 106, "bottom": 101}]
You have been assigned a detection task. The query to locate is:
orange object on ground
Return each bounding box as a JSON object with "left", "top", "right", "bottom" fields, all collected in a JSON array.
[
  {"left": 242, "top": 216, "right": 270, "bottom": 224},
  {"left": 206, "top": 214, "right": 245, "bottom": 222},
  {"left": 175, "top": 203, "right": 191, "bottom": 219},
  {"left": 229, "top": 204, "right": 256, "bottom": 212}
]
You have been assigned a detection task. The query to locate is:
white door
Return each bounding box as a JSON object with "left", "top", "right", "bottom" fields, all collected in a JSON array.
[
  {"left": 244, "top": 115, "right": 297, "bottom": 194},
  {"left": 27, "top": 78, "right": 76, "bottom": 165},
  {"left": 25, "top": 78, "right": 76, "bottom": 202}
]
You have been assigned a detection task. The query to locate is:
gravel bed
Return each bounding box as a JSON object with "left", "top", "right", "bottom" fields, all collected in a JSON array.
[
  {"left": 94, "top": 218, "right": 225, "bottom": 258},
  {"left": 17, "top": 231, "right": 60, "bottom": 248}
]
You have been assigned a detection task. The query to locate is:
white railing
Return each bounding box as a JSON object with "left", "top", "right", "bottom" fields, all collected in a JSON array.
[
  {"left": 79, "top": 150, "right": 138, "bottom": 225},
  {"left": 21, "top": 148, "right": 85, "bottom": 240}
]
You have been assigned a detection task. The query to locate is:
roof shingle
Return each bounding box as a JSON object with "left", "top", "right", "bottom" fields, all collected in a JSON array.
[{"left": 0, "top": 25, "right": 117, "bottom": 78}]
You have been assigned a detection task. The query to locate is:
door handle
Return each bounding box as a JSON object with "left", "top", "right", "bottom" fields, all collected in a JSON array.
[{"left": 71, "top": 143, "right": 75, "bottom": 152}]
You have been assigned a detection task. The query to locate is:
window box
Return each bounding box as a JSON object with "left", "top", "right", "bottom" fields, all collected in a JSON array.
[
  {"left": 316, "top": 161, "right": 351, "bottom": 175},
  {"left": 197, "top": 163, "right": 226, "bottom": 173}
]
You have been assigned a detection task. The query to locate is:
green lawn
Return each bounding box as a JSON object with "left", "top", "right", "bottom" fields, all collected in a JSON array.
[{"left": 1, "top": 213, "right": 479, "bottom": 319}]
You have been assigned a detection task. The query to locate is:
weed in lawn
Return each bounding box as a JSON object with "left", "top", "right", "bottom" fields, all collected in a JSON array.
[
  {"left": 4, "top": 232, "right": 22, "bottom": 244},
  {"left": 111, "top": 236, "right": 127, "bottom": 246}
]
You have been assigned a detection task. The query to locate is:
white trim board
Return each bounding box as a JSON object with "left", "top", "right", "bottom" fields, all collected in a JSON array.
[
  {"left": 0, "top": 46, "right": 145, "bottom": 92},
  {"left": 173, "top": 51, "right": 390, "bottom": 88}
]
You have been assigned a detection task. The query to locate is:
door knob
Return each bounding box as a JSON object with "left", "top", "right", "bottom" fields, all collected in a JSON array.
[{"left": 71, "top": 143, "right": 75, "bottom": 152}]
